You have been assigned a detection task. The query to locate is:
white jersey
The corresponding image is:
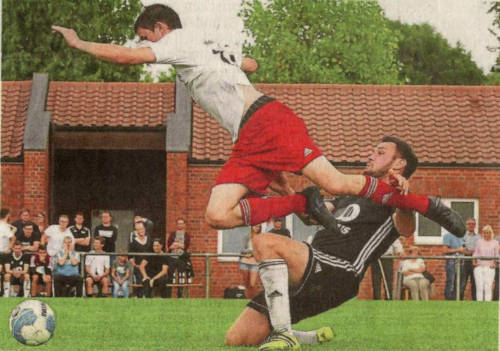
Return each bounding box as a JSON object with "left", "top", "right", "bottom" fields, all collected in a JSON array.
[
  {"left": 0, "top": 221, "right": 14, "bottom": 253},
  {"left": 85, "top": 251, "right": 110, "bottom": 276},
  {"left": 44, "top": 225, "right": 74, "bottom": 257},
  {"left": 145, "top": 29, "right": 253, "bottom": 141}
]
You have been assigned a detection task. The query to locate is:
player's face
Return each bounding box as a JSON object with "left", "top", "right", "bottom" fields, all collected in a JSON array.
[
  {"left": 364, "top": 142, "right": 399, "bottom": 178},
  {"left": 136, "top": 26, "right": 164, "bottom": 42},
  {"left": 13, "top": 244, "right": 22, "bottom": 254},
  {"left": 466, "top": 219, "right": 476, "bottom": 233}
]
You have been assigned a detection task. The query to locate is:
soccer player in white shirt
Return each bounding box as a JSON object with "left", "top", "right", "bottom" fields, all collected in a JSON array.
[
  {"left": 41, "top": 214, "right": 74, "bottom": 258},
  {"left": 0, "top": 208, "right": 17, "bottom": 289}
]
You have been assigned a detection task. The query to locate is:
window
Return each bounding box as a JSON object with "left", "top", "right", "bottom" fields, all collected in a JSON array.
[{"left": 414, "top": 198, "right": 478, "bottom": 245}]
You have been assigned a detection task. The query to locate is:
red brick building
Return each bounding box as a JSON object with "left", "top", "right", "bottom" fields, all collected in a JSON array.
[{"left": 2, "top": 74, "right": 499, "bottom": 299}]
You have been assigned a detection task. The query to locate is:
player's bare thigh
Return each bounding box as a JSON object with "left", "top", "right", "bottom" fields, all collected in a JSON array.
[
  {"left": 205, "top": 183, "right": 249, "bottom": 229},
  {"left": 225, "top": 307, "right": 271, "bottom": 346}
]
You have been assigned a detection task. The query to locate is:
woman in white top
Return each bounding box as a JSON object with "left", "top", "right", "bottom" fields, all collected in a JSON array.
[
  {"left": 401, "top": 246, "right": 430, "bottom": 300},
  {"left": 239, "top": 224, "right": 262, "bottom": 299}
]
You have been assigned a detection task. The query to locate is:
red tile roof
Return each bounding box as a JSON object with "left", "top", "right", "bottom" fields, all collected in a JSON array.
[
  {"left": 46, "top": 81, "right": 175, "bottom": 128},
  {"left": 192, "top": 84, "right": 500, "bottom": 165},
  {"left": 1, "top": 81, "right": 32, "bottom": 158}
]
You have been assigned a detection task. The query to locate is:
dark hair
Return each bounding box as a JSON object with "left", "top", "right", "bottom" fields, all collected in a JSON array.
[
  {"left": 19, "top": 208, "right": 30, "bottom": 216},
  {"left": 23, "top": 222, "right": 34, "bottom": 229},
  {"left": 382, "top": 136, "right": 418, "bottom": 178},
  {"left": 14, "top": 240, "right": 22, "bottom": 247},
  {"left": 38, "top": 244, "right": 46, "bottom": 251},
  {"left": 94, "top": 236, "right": 105, "bottom": 245},
  {"left": 101, "top": 211, "right": 112, "bottom": 218},
  {"left": 0, "top": 208, "right": 9, "bottom": 219},
  {"left": 134, "top": 4, "right": 182, "bottom": 32},
  {"left": 75, "top": 212, "right": 84, "bottom": 218}
]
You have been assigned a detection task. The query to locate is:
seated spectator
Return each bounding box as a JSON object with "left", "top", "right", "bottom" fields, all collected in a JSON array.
[
  {"left": 54, "top": 236, "right": 83, "bottom": 297},
  {"left": 18, "top": 223, "right": 41, "bottom": 255},
  {"left": 269, "top": 218, "right": 291, "bottom": 238},
  {"left": 69, "top": 212, "right": 91, "bottom": 252},
  {"left": 111, "top": 252, "right": 131, "bottom": 298},
  {"left": 473, "top": 225, "right": 500, "bottom": 301},
  {"left": 401, "top": 246, "right": 430, "bottom": 301},
  {"left": 42, "top": 214, "right": 74, "bottom": 258},
  {"left": 30, "top": 245, "right": 52, "bottom": 297},
  {"left": 239, "top": 224, "right": 261, "bottom": 299},
  {"left": 140, "top": 239, "right": 170, "bottom": 298},
  {"left": 128, "top": 221, "right": 152, "bottom": 298},
  {"left": 85, "top": 237, "right": 110, "bottom": 297},
  {"left": 3, "top": 241, "right": 30, "bottom": 297}
]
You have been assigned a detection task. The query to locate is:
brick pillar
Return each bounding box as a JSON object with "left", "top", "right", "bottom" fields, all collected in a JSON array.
[
  {"left": 23, "top": 150, "right": 50, "bottom": 217},
  {"left": 166, "top": 153, "right": 188, "bottom": 234}
]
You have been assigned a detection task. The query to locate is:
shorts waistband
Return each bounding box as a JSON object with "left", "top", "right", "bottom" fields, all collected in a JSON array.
[{"left": 238, "top": 95, "right": 275, "bottom": 135}]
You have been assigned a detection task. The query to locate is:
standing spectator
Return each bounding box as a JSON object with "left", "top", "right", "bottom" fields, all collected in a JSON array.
[
  {"left": 473, "top": 225, "right": 500, "bottom": 301},
  {"left": 69, "top": 212, "right": 91, "bottom": 252},
  {"left": 3, "top": 241, "right": 30, "bottom": 297},
  {"left": 494, "top": 232, "right": 500, "bottom": 301},
  {"left": 371, "top": 238, "right": 403, "bottom": 300},
  {"left": 463, "top": 218, "right": 480, "bottom": 300},
  {"left": 140, "top": 239, "right": 170, "bottom": 298},
  {"left": 166, "top": 217, "right": 191, "bottom": 298},
  {"left": 401, "top": 246, "right": 430, "bottom": 301},
  {"left": 134, "top": 215, "right": 154, "bottom": 236},
  {"left": 54, "top": 236, "right": 83, "bottom": 297},
  {"left": 18, "top": 223, "right": 41, "bottom": 254},
  {"left": 239, "top": 224, "right": 261, "bottom": 299},
  {"left": 42, "top": 214, "right": 74, "bottom": 258},
  {"left": 0, "top": 208, "right": 16, "bottom": 296},
  {"left": 93, "top": 211, "right": 118, "bottom": 254},
  {"left": 34, "top": 212, "right": 47, "bottom": 234},
  {"left": 12, "top": 209, "right": 41, "bottom": 241},
  {"left": 85, "top": 237, "right": 110, "bottom": 297},
  {"left": 111, "top": 251, "right": 131, "bottom": 298},
  {"left": 268, "top": 218, "right": 291, "bottom": 238},
  {"left": 443, "top": 231, "right": 466, "bottom": 300},
  {"left": 30, "top": 245, "right": 52, "bottom": 297},
  {"left": 128, "top": 221, "right": 152, "bottom": 298}
]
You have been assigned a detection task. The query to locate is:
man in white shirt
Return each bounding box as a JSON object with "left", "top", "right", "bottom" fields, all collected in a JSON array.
[
  {"left": 0, "top": 208, "right": 17, "bottom": 296},
  {"left": 85, "top": 236, "right": 110, "bottom": 297},
  {"left": 42, "top": 214, "right": 74, "bottom": 258}
]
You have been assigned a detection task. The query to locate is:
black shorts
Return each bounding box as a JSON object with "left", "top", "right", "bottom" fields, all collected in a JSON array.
[
  {"left": 0, "top": 253, "right": 8, "bottom": 266},
  {"left": 248, "top": 244, "right": 360, "bottom": 324}
]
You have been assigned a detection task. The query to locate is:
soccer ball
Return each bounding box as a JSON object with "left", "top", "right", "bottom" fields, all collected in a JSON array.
[{"left": 9, "top": 299, "right": 56, "bottom": 346}]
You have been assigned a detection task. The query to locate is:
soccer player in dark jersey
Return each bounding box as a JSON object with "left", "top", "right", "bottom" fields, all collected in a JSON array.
[
  {"left": 30, "top": 245, "right": 52, "bottom": 297},
  {"left": 226, "top": 136, "right": 420, "bottom": 351},
  {"left": 139, "top": 239, "right": 170, "bottom": 298},
  {"left": 69, "top": 212, "right": 91, "bottom": 252},
  {"left": 18, "top": 223, "right": 41, "bottom": 254},
  {"left": 3, "top": 241, "right": 30, "bottom": 297}
]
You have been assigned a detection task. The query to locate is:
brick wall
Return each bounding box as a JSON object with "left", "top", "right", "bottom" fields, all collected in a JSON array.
[
  {"left": 1, "top": 163, "right": 24, "bottom": 217},
  {"left": 23, "top": 151, "right": 50, "bottom": 218}
]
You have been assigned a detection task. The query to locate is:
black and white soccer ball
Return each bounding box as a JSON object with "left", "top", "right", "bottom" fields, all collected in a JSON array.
[{"left": 9, "top": 299, "right": 56, "bottom": 346}]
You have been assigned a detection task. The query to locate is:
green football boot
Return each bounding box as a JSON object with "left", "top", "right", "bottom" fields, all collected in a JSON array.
[{"left": 259, "top": 329, "right": 301, "bottom": 351}]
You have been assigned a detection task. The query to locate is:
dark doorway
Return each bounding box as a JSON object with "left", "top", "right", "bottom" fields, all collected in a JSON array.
[{"left": 52, "top": 149, "right": 165, "bottom": 242}]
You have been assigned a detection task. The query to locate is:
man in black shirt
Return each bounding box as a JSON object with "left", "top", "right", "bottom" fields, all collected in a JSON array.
[
  {"left": 140, "top": 239, "right": 170, "bottom": 298},
  {"left": 226, "top": 137, "right": 418, "bottom": 350},
  {"left": 128, "top": 221, "right": 152, "bottom": 297},
  {"left": 93, "top": 211, "right": 118, "bottom": 253},
  {"left": 17, "top": 223, "right": 41, "bottom": 254},
  {"left": 69, "top": 212, "right": 91, "bottom": 252},
  {"left": 3, "top": 241, "right": 30, "bottom": 297},
  {"left": 269, "top": 218, "right": 291, "bottom": 238},
  {"left": 12, "top": 209, "right": 41, "bottom": 241}
]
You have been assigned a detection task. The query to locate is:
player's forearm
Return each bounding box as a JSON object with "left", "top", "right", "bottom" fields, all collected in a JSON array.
[
  {"left": 73, "top": 40, "right": 133, "bottom": 65},
  {"left": 393, "top": 209, "right": 416, "bottom": 237}
]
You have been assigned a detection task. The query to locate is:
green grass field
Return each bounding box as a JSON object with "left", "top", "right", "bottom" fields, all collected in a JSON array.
[{"left": 0, "top": 298, "right": 497, "bottom": 351}]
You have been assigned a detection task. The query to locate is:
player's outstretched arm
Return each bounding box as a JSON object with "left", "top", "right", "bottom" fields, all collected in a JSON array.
[{"left": 52, "top": 25, "right": 156, "bottom": 65}]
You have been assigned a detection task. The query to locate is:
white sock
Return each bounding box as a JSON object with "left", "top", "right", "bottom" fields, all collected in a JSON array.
[
  {"left": 3, "top": 281, "right": 10, "bottom": 297},
  {"left": 23, "top": 279, "right": 31, "bottom": 297},
  {"left": 292, "top": 330, "right": 319, "bottom": 345},
  {"left": 258, "top": 259, "right": 291, "bottom": 332}
]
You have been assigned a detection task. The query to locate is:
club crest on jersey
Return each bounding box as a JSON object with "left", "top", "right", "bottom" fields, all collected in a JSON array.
[{"left": 335, "top": 204, "right": 361, "bottom": 222}]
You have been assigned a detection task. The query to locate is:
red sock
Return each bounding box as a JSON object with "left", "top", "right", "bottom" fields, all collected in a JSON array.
[
  {"left": 239, "top": 194, "right": 307, "bottom": 226},
  {"left": 359, "top": 175, "right": 430, "bottom": 214}
]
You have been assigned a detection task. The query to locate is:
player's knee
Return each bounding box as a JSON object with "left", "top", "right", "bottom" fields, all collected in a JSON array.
[
  {"left": 44, "top": 276, "right": 52, "bottom": 283},
  {"left": 32, "top": 275, "right": 39, "bottom": 283},
  {"left": 225, "top": 329, "right": 245, "bottom": 346}
]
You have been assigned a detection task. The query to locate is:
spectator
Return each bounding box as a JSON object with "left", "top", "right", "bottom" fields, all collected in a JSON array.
[
  {"left": 18, "top": 223, "right": 41, "bottom": 254},
  {"left": 494, "top": 232, "right": 500, "bottom": 301},
  {"left": 128, "top": 221, "right": 152, "bottom": 298},
  {"left": 85, "top": 237, "right": 110, "bottom": 297},
  {"left": 30, "top": 245, "right": 52, "bottom": 297},
  {"left": 111, "top": 251, "right": 131, "bottom": 298},
  {"left": 140, "top": 239, "right": 170, "bottom": 298},
  {"left": 69, "top": 212, "right": 91, "bottom": 252},
  {"left": 134, "top": 215, "right": 154, "bottom": 236},
  {"left": 401, "top": 246, "right": 430, "bottom": 300},
  {"left": 3, "top": 241, "right": 30, "bottom": 297},
  {"left": 0, "top": 208, "right": 16, "bottom": 296},
  {"left": 93, "top": 211, "right": 118, "bottom": 254},
  {"left": 463, "top": 218, "right": 480, "bottom": 300},
  {"left": 34, "top": 212, "right": 47, "bottom": 234},
  {"left": 268, "top": 218, "right": 291, "bottom": 238},
  {"left": 42, "top": 214, "right": 74, "bottom": 258},
  {"left": 371, "top": 238, "right": 403, "bottom": 300},
  {"left": 442, "top": 231, "right": 466, "bottom": 300},
  {"left": 166, "top": 217, "right": 192, "bottom": 298},
  {"left": 12, "top": 209, "right": 41, "bottom": 241},
  {"left": 239, "top": 224, "right": 261, "bottom": 299},
  {"left": 473, "top": 225, "right": 500, "bottom": 301},
  {"left": 54, "top": 236, "right": 83, "bottom": 297}
]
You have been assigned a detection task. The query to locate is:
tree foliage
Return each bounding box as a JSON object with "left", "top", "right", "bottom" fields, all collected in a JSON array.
[
  {"left": 389, "top": 21, "right": 485, "bottom": 85},
  {"left": 239, "top": 0, "right": 401, "bottom": 84},
  {"left": 2, "top": 0, "right": 145, "bottom": 81}
]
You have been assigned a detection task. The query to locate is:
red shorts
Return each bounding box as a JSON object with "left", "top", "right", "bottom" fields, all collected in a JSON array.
[{"left": 215, "top": 100, "right": 322, "bottom": 194}]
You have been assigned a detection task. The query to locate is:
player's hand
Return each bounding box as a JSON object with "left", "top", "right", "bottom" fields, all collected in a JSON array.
[
  {"left": 388, "top": 170, "right": 409, "bottom": 195},
  {"left": 149, "top": 278, "right": 155, "bottom": 288},
  {"left": 51, "top": 25, "right": 80, "bottom": 48}
]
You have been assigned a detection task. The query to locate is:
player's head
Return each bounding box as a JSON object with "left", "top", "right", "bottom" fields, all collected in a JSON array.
[
  {"left": 38, "top": 245, "right": 47, "bottom": 257},
  {"left": 0, "top": 208, "right": 10, "bottom": 220},
  {"left": 13, "top": 240, "right": 22, "bottom": 254},
  {"left": 152, "top": 238, "right": 163, "bottom": 253},
  {"left": 23, "top": 223, "right": 34, "bottom": 236},
  {"left": 135, "top": 4, "right": 182, "bottom": 42},
  {"left": 364, "top": 136, "right": 418, "bottom": 179}
]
